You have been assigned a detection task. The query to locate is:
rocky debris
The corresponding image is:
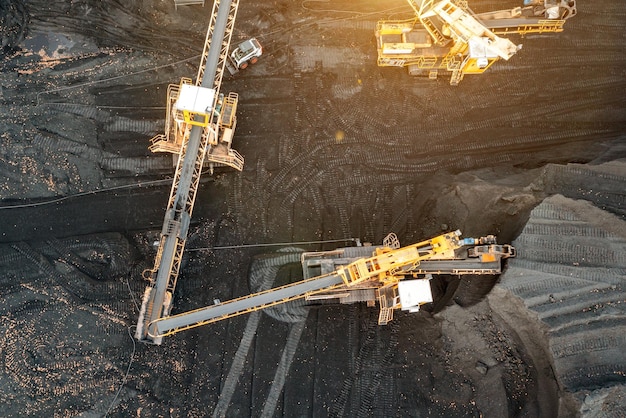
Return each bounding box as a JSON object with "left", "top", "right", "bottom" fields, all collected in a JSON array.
[
  {"left": 0, "top": 233, "right": 140, "bottom": 416},
  {"left": 580, "top": 386, "right": 626, "bottom": 418},
  {"left": 0, "top": 0, "right": 28, "bottom": 54}
]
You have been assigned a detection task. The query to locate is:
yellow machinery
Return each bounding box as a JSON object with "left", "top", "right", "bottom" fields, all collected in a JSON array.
[
  {"left": 149, "top": 78, "right": 244, "bottom": 172},
  {"left": 144, "top": 230, "right": 515, "bottom": 340},
  {"left": 376, "top": 0, "right": 577, "bottom": 85},
  {"left": 136, "top": 0, "right": 245, "bottom": 344},
  {"left": 135, "top": 1, "right": 521, "bottom": 345},
  {"left": 148, "top": 2, "right": 244, "bottom": 173}
]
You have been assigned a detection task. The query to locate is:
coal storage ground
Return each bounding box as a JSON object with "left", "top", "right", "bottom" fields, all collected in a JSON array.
[{"left": 0, "top": 0, "right": 625, "bottom": 416}]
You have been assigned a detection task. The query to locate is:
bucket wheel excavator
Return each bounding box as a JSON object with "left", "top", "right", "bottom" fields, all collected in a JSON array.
[
  {"left": 376, "top": 0, "right": 577, "bottom": 85},
  {"left": 142, "top": 230, "right": 515, "bottom": 342}
]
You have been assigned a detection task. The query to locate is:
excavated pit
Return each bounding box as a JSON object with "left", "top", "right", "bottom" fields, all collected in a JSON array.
[{"left": 0, "top": 0, "right": 625, "bottom": 416}]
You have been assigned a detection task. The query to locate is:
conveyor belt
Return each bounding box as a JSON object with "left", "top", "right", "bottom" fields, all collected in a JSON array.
[
  {"left": 149, "top": 252, "right": 506, "bottom": 338},
  {"left": 136, "top": 0, "right": 238, "bottom": 344},
  {"left": 302, "top": 246, "right": 505, "bottom": 279},
  {"left": 149, "top": 273, "right": 345, "bottom": 338},
  {"left": 482, "top": 18, "right": 565, "bottom": 34}
]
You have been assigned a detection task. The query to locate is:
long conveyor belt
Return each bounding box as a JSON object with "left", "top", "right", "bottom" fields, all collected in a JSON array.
[
  {"left": 148, "top": 273, "right": 346, "bottom": 338},
  {"left": 148, "top": 253, "right": 510, "bottom": 338},
  {"left": 136, "top": 0, "right": 238, "bottom": 344},
  {"left": 148, "top": 258, "right": 506, "bottom": 338}
]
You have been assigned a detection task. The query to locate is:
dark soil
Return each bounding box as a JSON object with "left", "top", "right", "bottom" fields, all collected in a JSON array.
[{"left": 0, "top": 0, "right": 624, "bottom": 416}]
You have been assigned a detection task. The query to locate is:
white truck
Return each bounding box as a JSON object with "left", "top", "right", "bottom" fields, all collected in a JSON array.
[{"left": 226, "top": 38, "right": 262, "bottom": 74}]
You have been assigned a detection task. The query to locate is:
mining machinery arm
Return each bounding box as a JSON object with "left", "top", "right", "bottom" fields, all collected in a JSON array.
[
  {"left": 136, "top": 0, "right": 243, "bottom": 344},
  {"left": 143, "top": 230, "right": 515, "bottom": 341},
  {"left": 376, "top": 0, "right": 577, "bottom": 85},
  {"left": 134, "top": 1, "right": 519, "bottom": 345}
]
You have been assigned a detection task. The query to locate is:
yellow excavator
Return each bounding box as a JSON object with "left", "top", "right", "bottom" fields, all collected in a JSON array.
[{"left": 376, "top": 0, "right": 577, "bottom": 85}]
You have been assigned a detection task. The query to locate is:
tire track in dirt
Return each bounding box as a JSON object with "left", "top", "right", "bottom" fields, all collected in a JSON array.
[
  {"left": 272, "top": 121, "right": 611, "bottom": 221},
  {"left": 330, "top": 309, "right": 399, "bottom": 417},
  {"left": 28, "top": 1, "right": 198, "bottom": 56},
  {"left": 213, "top": 249, "right": 304, "bottom": 418},
  {"left": 242, "top": 26, "right": 620, "bottom": 248},
  {"left": 260, "top": 319, "right": 307, "bottom": 418},
  {"left": 330, "top": 309, "right": 377, "bottom": 417},
  {"left": 501, "top": 194, "right": 626, "bottom": 393},
  {"left": 1, "top": 283, "right": 127, "bottom": 415},
  {"left": 262, "top": 64, "right": 622, "bottom": 228},
  {"left": 11, "top": 242, "right": 81, "bottom": 300},
  {"left": 543, "top": 164, "right": 626, "bottom": 218},
  {"left": 356, "top": 320, "right": 399, "bottom": 416}
]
